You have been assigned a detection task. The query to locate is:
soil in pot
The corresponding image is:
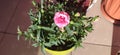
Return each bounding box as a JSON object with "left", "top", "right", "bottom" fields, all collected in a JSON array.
[{"left": 45, "top": 41, "right": 75, "bottom": 51}]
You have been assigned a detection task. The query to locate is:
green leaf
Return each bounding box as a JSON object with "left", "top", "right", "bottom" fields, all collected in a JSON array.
[
  {"left": 29, "top": 15, "right": 37, "bottom": 22},
  {"left": 41, "top": 44, "right": 46, "bottom": 55},
  {"left": 49, "top": 38, "right": 58, "bottom": 46},
  {"left": 29, "top": 9, "right": 33, "bottom": 15},
  {"left": 38, "top": 11, "right": 41, "bottom": 24},
  {"left": 28, "top": 9, "right": 38, "bottom": 22},
  {"left": 60, "top": 40, "right": 65, "bottom": 44},
  {"left": 17, "top": 26, "right": 22, "bottom": 40},
  {"left": 40, "top": 0, "right": 44, "bottom": 9},
  {"left": 32, "top": 0, "right": 36, "bottom": 6},
  {"left": 57, "top": 40, "right": 61, "bottom": 44},
  {"left": 52, "top": 41, "right": 58, "bottom": 46},
  {"left": 29, "top": 33, "right": 35, "bottom": 39},
  {"left": 51, "top": 23, "right": 56, "bottom": 29},
  {"left": 17, "top": 26, "right": 22, "bottom": 35},
  {"left": 65, "top": 26, "right": 73, "bottom": 36},
  {"left": 41, "top": 27, "right": 55, "bottom": 32},
  {"left": 32, "top": 43, "right": 38, "bottom": 47},
  {"left": 29, "top": 25, "right": 41, "bottom": 30},
  {"left": 85, "top": 24, "right": 93, "bottom": 32},
  {"left": 74, "top": 12, "right": 80, "bottom": 17},
  {"left": 24, "top": 31, "right": 30, "bottom": 40},
  {"left": 41, "top": 9, "right": 44, "bottom": 13},
  {"left": 37, "top": 30, "right": 42, "bottom": 42},
  {"left": 72, "top": 23, "right": 81, "bottom": 28},
  {"left": 17, "top": 35, "right": 20, "bottom": 40},
  {"left": 44, "top": 43, "right": 52, "bottom": 47},
  {"left": 91, "top": 16, "right": 99, "bottom": 22},
  {"left": 76, "top": 40, "right": 82, "bottom": 47}
]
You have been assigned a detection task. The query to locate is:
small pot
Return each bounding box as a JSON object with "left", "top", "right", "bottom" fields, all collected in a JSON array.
[
  {"left": 101, "top": 0, "right": 120, "bottom": 24},
  {"left": 45, "top": 46, "right": 75, "bottom": 55}
]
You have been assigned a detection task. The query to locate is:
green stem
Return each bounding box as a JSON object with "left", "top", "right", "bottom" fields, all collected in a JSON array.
[{"left": 41, "top": 0, "right": 44, "bottom": 9}]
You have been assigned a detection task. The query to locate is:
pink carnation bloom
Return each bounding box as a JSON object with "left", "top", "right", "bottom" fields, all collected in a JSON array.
[{"left": 54, "top": 11, "right": 70, "bottom": 28}]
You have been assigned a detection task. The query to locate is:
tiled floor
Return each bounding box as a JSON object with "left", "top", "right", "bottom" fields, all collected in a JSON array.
[
  {"left": 0, "top": 0, "right": 20, "bottom": 32},
  {"left": 111, "top": 24, "right": 120, "bottom": 55},
  {"left": 6, "top": 0, "right": 32, "bottom": 34},
  {"left": 0, "top": 0, "right": 120, "bottom": 55},
  {"left": 72, "top": 0, "right": 113, "bottom": 55},
  {"left": 72, "top": 43, "right": 111, "bottom": 55},
  {"left": 0, "top": 34, "right": 38, "bottom": 55}
]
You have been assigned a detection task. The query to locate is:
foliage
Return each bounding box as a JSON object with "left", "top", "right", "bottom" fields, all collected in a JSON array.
[{"left": 17, "top": 0, "right": 98, "bottom": 55}]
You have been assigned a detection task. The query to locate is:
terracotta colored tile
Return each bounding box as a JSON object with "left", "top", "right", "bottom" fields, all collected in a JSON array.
[
  {"left": 111, "top": 24, "right": 120, "bottom": 55},
  {"left": 111, "top": 46, "right": 120, "bottom": 55},
  {"left": 72, "top": 43, "right": 111, "bottom": 55},
  {"left": 0, "top": 33, "right": 4, "bottom": 36},
  {"left": 0, "top": 34, "right": 42, "bottom": 55},
  {"left": 0, "top": 33, "right": 4, "bottom": 42},
  {"left": 112, "top": 25, "right": 120, "bottom": 46},
  {"left": 6, "top": 0, "right": 33, "bottom": 34},
  {"left": 0, "top": 0, "right": 20, "bottom": 32}
]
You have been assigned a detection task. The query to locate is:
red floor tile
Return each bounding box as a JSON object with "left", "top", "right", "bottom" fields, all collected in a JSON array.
[
  {"left": 0, "top": 33, "right": 4, "bottom": 36},
  {"left": 0, "top": 34, "right": 38, "bottom": 55},
  {"left": 0, "top": 33, "right": 4, "bottom": 41},
  {"left": 111, "top": 46, "right": 120, "bottom": 55},
  {"left": 112, "top": 25, "right": 120, "bottom": 46},
  {"left": 0, "top": 0, "right": 20, "bottom": 32},
  {"left": 111, "top": 24, "right": 120, "bottom": 55},
  {"left": 6, "top": 0, "right": 33, "bottom": 34}
]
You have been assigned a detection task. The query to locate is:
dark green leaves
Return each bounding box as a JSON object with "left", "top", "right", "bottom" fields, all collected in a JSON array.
[
  {"left": 85, "top": 24, "right": 93, "bottom": 32},
  {"left": 32, "top": 43, "right": 39, "bottom": 47},
  {"left": 41, "top": 27, "right": 55, "bottom": 32},
  {"left": 65, "top": 26, "right": 74, "bottom": 36}
]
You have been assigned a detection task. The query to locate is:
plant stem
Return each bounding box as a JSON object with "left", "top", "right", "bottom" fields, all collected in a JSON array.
[{"left": 41, "top": 0, "right": 44, "bottom": 9}]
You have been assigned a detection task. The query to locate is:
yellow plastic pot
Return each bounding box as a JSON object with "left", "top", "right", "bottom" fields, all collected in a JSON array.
[{"left": 45, "top": 46, "right": 75, "bottom": 55}]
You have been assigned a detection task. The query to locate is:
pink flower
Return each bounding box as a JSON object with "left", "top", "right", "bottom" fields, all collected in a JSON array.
[{"left": 54, "top": 11, "right": 70, "bottom": 28}]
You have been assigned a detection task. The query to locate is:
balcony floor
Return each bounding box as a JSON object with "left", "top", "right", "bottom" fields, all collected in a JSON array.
[{"left": 0, "top": 0, "right": 120, "bottom": 55}]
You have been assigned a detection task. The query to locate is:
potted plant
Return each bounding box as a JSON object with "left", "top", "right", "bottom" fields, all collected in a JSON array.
[{"left": 17, "top": 0, "right": 98, "bottom": 55}]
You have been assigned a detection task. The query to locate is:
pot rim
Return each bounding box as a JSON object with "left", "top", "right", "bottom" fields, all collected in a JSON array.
[
  {"left": 101, "top": 1, "right": 120, "bottom": 24},
  {"left": 45, "top": 46, "right": 75, "bottom": 52}
]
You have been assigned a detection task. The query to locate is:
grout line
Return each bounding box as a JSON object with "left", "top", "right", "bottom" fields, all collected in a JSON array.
[
  {"left": 5, "top": 0, "right": 21, "bottom": 32},
  {"left": 0, "top": 33, "right": 5, "bottom": 48},
  {"left": 83, "top": 42, "right": 112, "bottom": 47},
  {"left": 0, "top": 31, "right": 17, "bottom": 36},
  {"left": 0, "top": 0, "right": 21, "bottom": 47}
]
